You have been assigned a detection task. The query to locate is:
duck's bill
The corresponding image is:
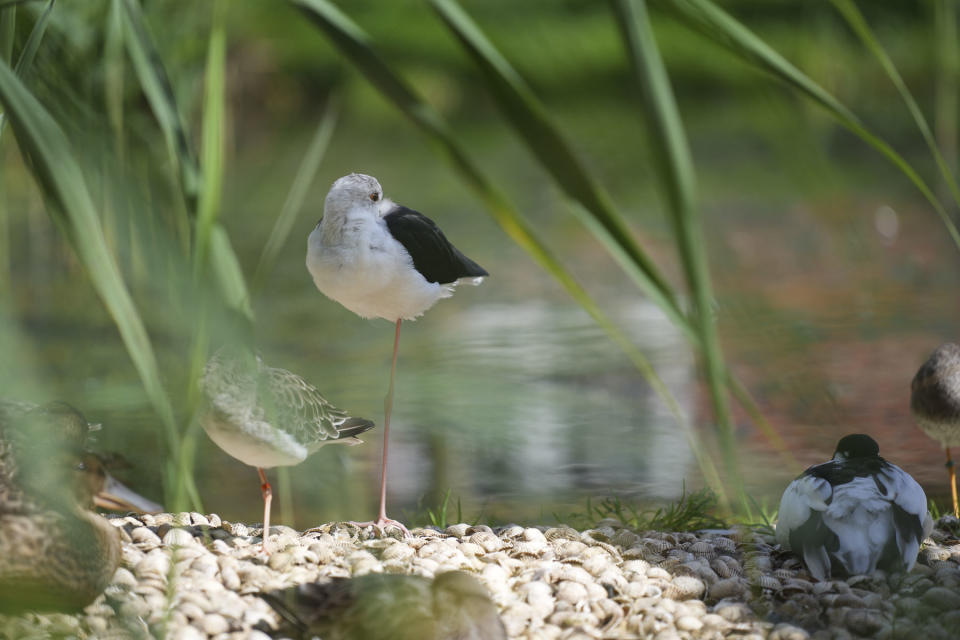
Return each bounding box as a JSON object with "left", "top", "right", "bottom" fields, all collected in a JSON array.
[{"left": 95, "top": 473, "right": 164, "bottom": 514}]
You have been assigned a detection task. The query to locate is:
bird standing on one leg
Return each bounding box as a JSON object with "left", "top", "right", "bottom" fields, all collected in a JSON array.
[
  {"left": 910, "top": 342, "right": 960, "bottom": 517},
  {"left": 199, "top": 348, "right": 375, "bottom": 552},
  {"left": 306, "top": 173, "right": 488, "bottom": 535},
  {"left": 776, "top": 434, "right": 933, "bottom": 581}
]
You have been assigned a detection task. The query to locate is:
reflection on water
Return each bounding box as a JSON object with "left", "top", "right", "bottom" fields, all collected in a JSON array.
[{"left": 385, "top": 301, "right": 696, "bottom": 516}]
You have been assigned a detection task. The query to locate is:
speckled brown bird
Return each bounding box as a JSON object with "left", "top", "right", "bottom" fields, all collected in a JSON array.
[
  {"left": 0, "top": 401, "right": 161, "bottom": 613},
  {"left": 200, "top": 347, "right": 374, "bottom": 553},
  {"left": 911, "top": 343, "right": 960, "bottom": 517},
  {"left": 259, "top": 570, "right": 506, "bottom": 640}
]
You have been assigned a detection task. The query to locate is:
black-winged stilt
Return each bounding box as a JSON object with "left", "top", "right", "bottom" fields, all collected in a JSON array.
[
  {"left": 200, "top": 347, "right": 375, "bottom": 552},
  {"left": 776, "top": 434, "right": 932, "bottom": 581},
  {"left": 911, "top": 342, "right": 960, "bottom": 517},
  {"left": 306, "top": 173, "right": 488, "bottom": 535}
]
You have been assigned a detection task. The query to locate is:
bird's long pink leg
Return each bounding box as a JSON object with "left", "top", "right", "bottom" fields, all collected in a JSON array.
[
  {"left": 258, "top": 467, "right": 273, "bottom": 554},
  {"left": 947, "top": 447, "right": 959, "bottom": 518},
  {"left": 350, "top": 319, "right": 410, "bottom": 537}
]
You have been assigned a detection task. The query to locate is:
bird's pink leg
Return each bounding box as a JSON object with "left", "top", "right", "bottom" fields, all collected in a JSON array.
[
  {"left": 947, "top": 447, "right": 959, "bottom": 518},
  {"left": 258, "top": 467, "right": 273, "bottom": 554},
  {"left": 350, "top": 319, "right": 410, "bottom": 537}
]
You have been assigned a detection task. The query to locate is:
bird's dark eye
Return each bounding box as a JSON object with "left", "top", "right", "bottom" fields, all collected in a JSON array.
[{"left": 370, "top": 192, "right": 380, "bottom": 202}]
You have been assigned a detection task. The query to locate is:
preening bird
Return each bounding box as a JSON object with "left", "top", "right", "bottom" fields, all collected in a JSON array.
[
  {"left": 259, "top": 570, "right": 506, "bottom": 640},
  {"left": 776, "top": 434, "right": 933, "bottom": 581},
  {"left": 199, "top": 347, "right": 375, "bottom": 552},
  {"left": 911, "top": 342, "right": 960, "bottom": 517},
  {"left": 306, "top": 173, "right": 488, "bottom": 535}
]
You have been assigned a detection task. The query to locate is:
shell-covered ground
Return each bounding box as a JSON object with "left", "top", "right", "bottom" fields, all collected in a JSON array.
[{"left": 1, "top": 514, "right": 958, "bottom": 639}]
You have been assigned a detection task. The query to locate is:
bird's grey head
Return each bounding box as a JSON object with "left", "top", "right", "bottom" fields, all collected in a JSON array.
[
  {"left": 832, "top": 433, "right": 880, "bottom": 462},
  {"left": 324, "top": 173, "right": 384, "bottom": 217}
]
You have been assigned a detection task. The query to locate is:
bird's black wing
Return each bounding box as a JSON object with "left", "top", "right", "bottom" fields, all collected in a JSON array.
[{"left": 383, "top": 205, "right": 488, "bottom": 284}]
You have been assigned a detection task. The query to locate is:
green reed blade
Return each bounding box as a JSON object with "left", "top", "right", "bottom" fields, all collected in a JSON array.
[
  {"left": 0, "top": 58, "right": 185, "bottom": 493},
  {"left": 193, "top": 0, "right": 227, "bottom": 279},
  {"left": 430, "top": 0, "right": 689, "bottom": 333},
  {"left": 0, "top": 0, "right": 51, "bottom": 137},
  {"left": 830, "top": 0, "right": 960, "bottom": 212},
  {"left": 120, "top": 0, "right": 200, "bottom": 216},
  {"left": 0, "top": 3, "right": 12, "bottom": 294},
  {"left": 0, "top": 4, "right": 14, "bottom": 63},
  {"left": 11, "top": 0, "right": 51, "bottom": 79},
  {"left": 611, "top": 0, "right": 740, "bottom": 500},
  {"left": 654, "top": 0, "right": 960, "bottom": 252},
  {"left": 934, "top": 0, "right": 958, "bottom": 200},
  {"left": 105, "top": 0, "right": 125, "bottom": 151}
]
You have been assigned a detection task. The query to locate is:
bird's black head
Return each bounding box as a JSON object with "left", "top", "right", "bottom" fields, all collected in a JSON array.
[{"left": 832, "top": 434, "right": 880, "bottom": 461}]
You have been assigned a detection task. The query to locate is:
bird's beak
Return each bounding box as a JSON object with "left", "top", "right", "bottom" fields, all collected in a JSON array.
[{"left": 94, "top": 473, "right": 164, "bottom": 514}]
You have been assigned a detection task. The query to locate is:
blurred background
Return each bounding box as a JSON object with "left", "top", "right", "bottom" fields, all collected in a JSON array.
[{"left": 1, "top": 0, "right": 958, "bottom": 527}]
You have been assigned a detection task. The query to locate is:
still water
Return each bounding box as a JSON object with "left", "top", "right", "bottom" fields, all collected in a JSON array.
[{"left": 5, "top": 181, "right": 958, "bottom": 530}]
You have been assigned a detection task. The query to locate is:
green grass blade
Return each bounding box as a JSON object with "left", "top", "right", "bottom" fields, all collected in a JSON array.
[
  {"left": 429, "top": 0, "right": 688, "bottom": 332},
  {"left": 0, "top": 4, "right": 15, "bottom": 63},
  {"left": 252, "top": 96, "right": 338, "bottom": 293},
  {"left": 611, "top": 0, "right": 739, "bottom": 499},
  {"left": 0, "top": 4, "right": 13, "bottom": 294},
  {"left": 0, "top": 57, "right": 184, "bottom": 490},
  {"left": 120, "top": 0, "right": 200, "bottom": 212},
  {"left": 934, "top": 0, "right": 958, "bottom": 199},
  {"left": 289, "top": 0, "right": 727, "bottom": 502},
  {"left": 193, "top": 0, "right": 226, "bottom": 278},
  {"left": 210, "top": 224, "right": 252, "bottom": 317},
  {"left": 830, "top": 0, "right": 960, "bottom": 211},
  {"left": 11, "top": 0, "right": 51, "bottom": 78},
  {"left": 0, "top": 0, "right": 52, "bottom": 137},
  {"left": 654, "top": 0, "right": 960, "bottom": 252},
  {"left": 105, "top": 0, "right": 125, "bottom": 150}
]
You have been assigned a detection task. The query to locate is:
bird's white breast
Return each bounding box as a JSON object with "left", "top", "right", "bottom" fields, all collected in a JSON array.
[
  {"left": 203, "top": 413, "right": 307, "bottom": 468},
  {"left": 915, "top": 415, "right": 960, "bottom": 447},
  {"left": 306, "top": 214, "right": 452, "bottom": 321}
]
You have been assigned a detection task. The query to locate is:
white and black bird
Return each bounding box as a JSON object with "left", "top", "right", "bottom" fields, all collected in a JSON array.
[
  {"left": 200, "top": 347, "right": 375, "bottom": 552},
  {"left": 776, "top": 434, "right": 933, "bottom": 581},
  {"left": 306, "top": 173, "right": 488, "bottom": 535},
  {"left": 911, "top": 342, "right": 960, "bottom": 517}
]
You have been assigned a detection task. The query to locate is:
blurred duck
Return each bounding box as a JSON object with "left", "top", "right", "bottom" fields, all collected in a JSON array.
[
  {"left": 200, "top": 347, "right": 374, "bottom": 553},
  {"left": 259, "top": 570, "right": 506, "bottom": 640},
  {"left": 0, "top": 401, "right": 162, "bottom": 613},
  {"left": 911, "top": 342, "right": 960, "bottom": 517},
  {"left": 777, "top": 434, "right": 933, "bottom": 581}
]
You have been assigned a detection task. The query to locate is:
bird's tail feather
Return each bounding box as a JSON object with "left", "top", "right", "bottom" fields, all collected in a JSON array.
[{"left": 337, "top": 417, "right": 375, "bottom": 439}]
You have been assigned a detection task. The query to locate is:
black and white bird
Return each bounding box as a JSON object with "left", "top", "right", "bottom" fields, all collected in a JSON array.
[
  {"left": 306, "top": 173, "right": 488, "bottom": 535},
  {"left": 911, "top": 342, "right": 960, "bottom": 517},
  {"left": 776, "top": 434, "right": 933, "bottom": 581},
  {"left": 200, "top": 347, "right": 375, "bottom": 552}
]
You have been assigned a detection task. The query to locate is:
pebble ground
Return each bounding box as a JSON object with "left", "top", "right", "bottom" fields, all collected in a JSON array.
[{"left": 1, "top": 514, "right": 958, "bottom": 639}]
